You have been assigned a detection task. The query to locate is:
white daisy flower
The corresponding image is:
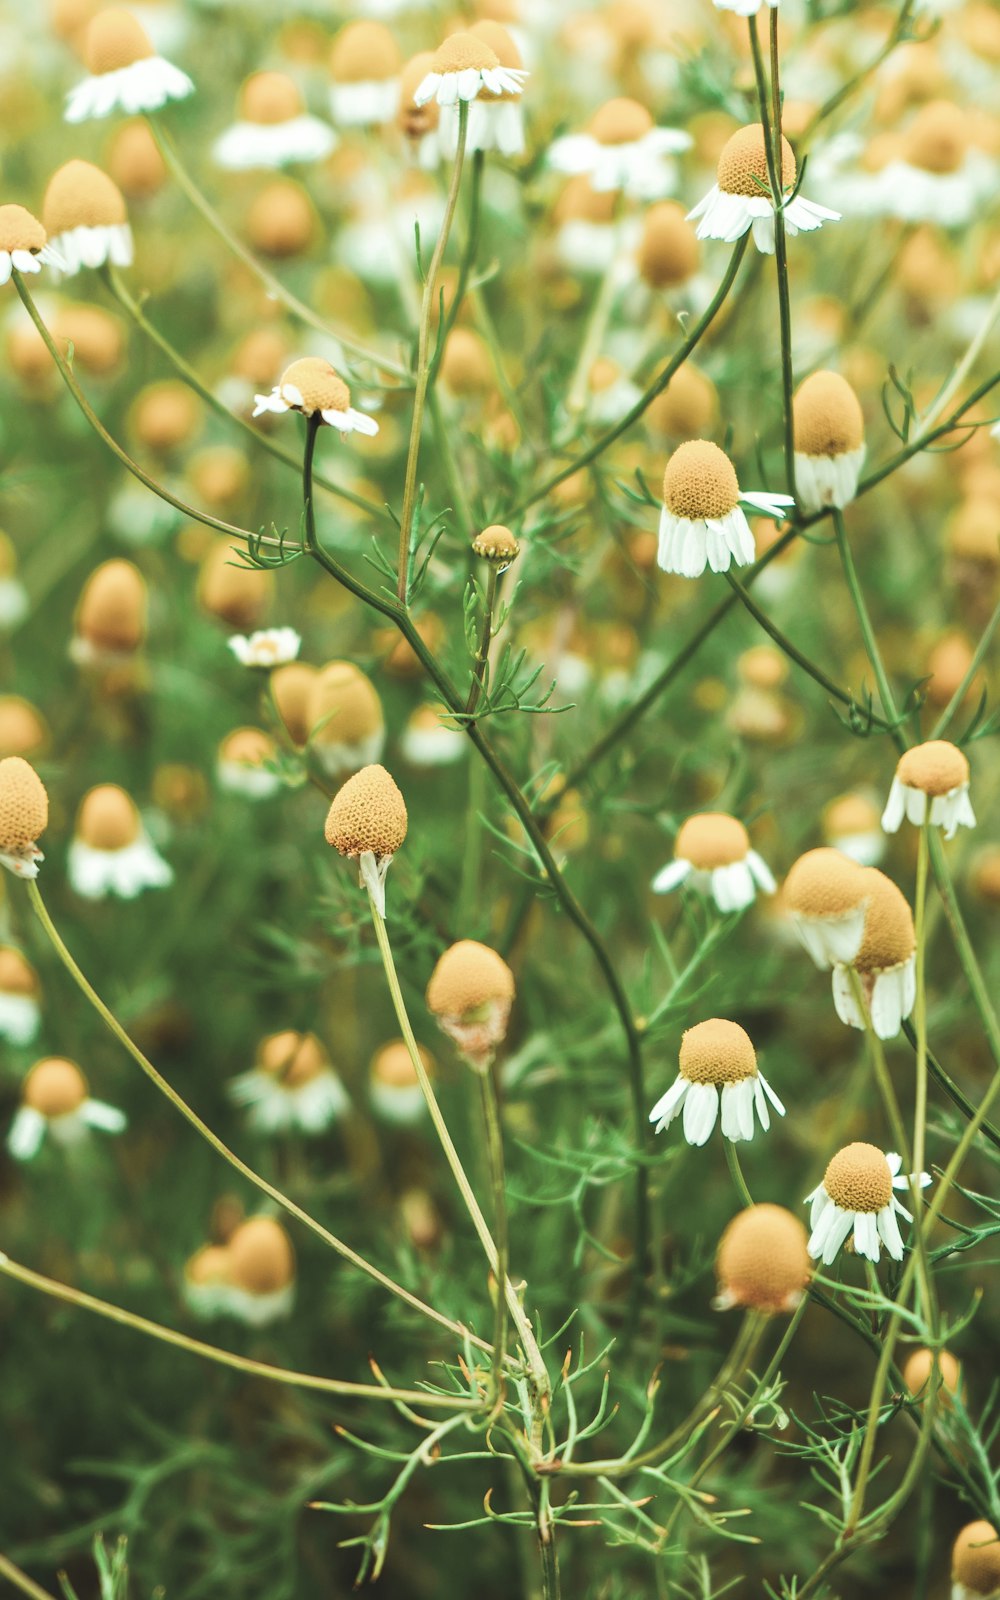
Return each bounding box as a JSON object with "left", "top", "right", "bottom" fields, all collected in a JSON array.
[
  {"left": 400, "top": 704, "right": 467, "bottom": 767},
  {"left": 183, "top": 1245, "right": 234, "bottom": 1322},
  {"left": 68, "top": 785, "right": 173, "bottom": 900},
  {"left": 0, "top": 205, "right": 65, "bottom": 286},
  {"left": 689, "top": 123, "right": 840, "bottom": 255},
  {"left": 65, "top": 8, "right": 194, "bottom": 123},
  {"left": 881, "top": 740, "right": 976, "bottom": 841},
  {"left": 657, "top": 439, "right": 794, "bottom": 579},
  {"left": 548, "top": 96, "right": 691, "bottom": 200},
  {"left": 792, "top": 370, "right": 866, "bottom": 512},
  {"left": 653, "top": 812, "right": 776, "bottom": 912},
  {"left": 216, "top": 728, "right": 283, "bottom": 799},
  {"left": 805, "top": 1142, "right": 930, "bottom": 1264},
  {"left": 214, "top": 73, "right": 336, "bottom": 170},
  {"left": 227, "top": 627, "right": 301, "bottom": 669},
  {"left": 8, "top": 1057, "right": 126, "bottom": 1162},
  {"left": 783, "top": 847, "right": 871, "bottom": 970},
  {"left": 397, "top": 52, "right": 443, "bottom": 169},
  {"left": 329, "top": 21, "right": 402, "bottom": 127},
  {"left": 649, "top": 1018, "right": 785, "bottom": 1147},
  {"left": 870, "top": 103, "right": 994, "bottom": 229},
  {"left": 438, "top": 21, "right": 528, "bottom": 158},
  {"left": 222, "top": 1217, "right": 296, "bottom": 1328},
  {"left": 413, "top": 31, "right": 527, "bottom": 109},
  {"left": 229, "top": 1030, "right": 349, "bottom": 1135},
  {"left": 0, "top": 947, "right": 41, "bottom": 1046},
  {"left": 41, "top": 161, "right": 133, "bottom": 275},
  {"left": 0, "top": 756, "right": 48, "bottom": 881},
  {"left": 370, "top": 1039, "right": 433, "bottom": 1125},
  {"left": 822, "top": 791, "right": 885, "bottom": 868},
  {"left": 830, "top": 869, "right": 916, "bottom": 1041},
  {"left": 253, "top": 357, "right": 379, "bottom": 436}
]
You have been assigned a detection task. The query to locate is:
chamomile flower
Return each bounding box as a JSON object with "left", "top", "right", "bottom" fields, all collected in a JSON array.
[
  {"left": 224, "top": 1217, "right": 296, "bottom": 1327},
  {"left": 792, "top": 371, "right": 866, "bottom": 512},
  {"left": 805, "top": 1142, "right": 930, "bottom": 1264},
  {"left": 213, "top": 73, "right": 336, "bottom": 170},
  {"left": 68, "top": 784, "right": 173, "bottom": 900},
  {"left": 66, "top": 8, "right": 194, "bottom": 122},
  {"left": 822, "top": 792, "right": 885, "bottom": 867},
  {"left": 229, "top": 1030, "right": 349, "bottom": 1134},
  {"left": 41, "top": 161, "right": 133, "bottom": 275},
  {"left": 713, "top": 0, "right": 778, "bottom": 13},
  {"left": 653, "top": 812, "right": 776, "bottom": 912},
  {"left": 307, "top": 661, "right": 385, "bottom": 779},
  {"left": 217, "top": 728, "right": 282, "bottom": 799},
  {"left": 329, "top": 21, "right": 402, "bottom": 127},
  {"left": 446, "top": 21, "right": 528, "bottom": 158},
  {"left": 426, "top": 940, "right": 515, "bottom": 1069},
  {"left": 881, "top": 740, "right": 976, "bottom": 840},
  {"left": 370, "top": 1038, "right": 434, "bottom": 1124},
  {"left": 783, "top": 847, "right": 871, "bottom": 969},
  {"left": 0, "top": 756, "right": 48, "bottom": 880},
  {"left": 649, "top": 1018, "right": 785, "bottom": 1146},
  {"left": 714, "top": 1204, "right": 810, "bottom": 1313},
  {"left": 413, "top": 31, "right": 528, "bottom": 109},
  {"left": 657, "top": 440, "right": 794, "bottom": 578},
  {"left": 227, "top": 627, "right": 301, "bottom": 669},
  {"left": 397, "top": 52, "right": 442, "bottom": 168},
  {"left": 325, "top": 763, "right": 407, "bottom": 918},
  {"left": 548, "top": 97, "right": 691, "bottom": 199},
  {"left": 0, "top": 946, "right": 41, "bottom": 1046},
  {"left": 71, "top": 558, "right": 147, "bottom": 667},
  {"left": 688, "top": 123, "right": 840, "bottom": 255},
  {"left": 831, "top": 868, "right": 916, "bottom": 1039},
  {"left": 952, "top": 1522, "right": 1000, "bottom": 1600},
  {"left": 270, "top": 662, "right": 319, "bottom": 748},
  {"left": 253, "top": 357, "right": 379, "bottom": 436},
  {"left": 400, "top": 704, "right": 467, "bottom": 767},
  {"left": 903, "top": 1346, "right": 961, "bottom": 1404},
  {"left": 8, "top": 1057, "right": 126, "bottom": 1161},
  {"left": 873, "top": 102, "right": 993, "bottom": 228},
  {"left": 0, "top": 205, "right": 64, "bottom": 285}
]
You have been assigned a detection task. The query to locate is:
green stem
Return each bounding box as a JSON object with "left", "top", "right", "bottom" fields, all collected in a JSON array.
[
  {"left": 398, "top": 100, "right": 470, "bottom": 602},
  {"left": 479, "top": 1069, "right": 511, "bottom": 1398},
  {"left": 0, "top": 1555, "right": 56, "bottom": 1600},
  {"left": 24, "top": 880, "right": 483, "bottom": 1353},
  {"left": 467, "top": 565, "right": 499, "bottom": 715},
  {"left": 102, "top": 263, "right": 386, "bottom": 521},
  {"left": 724, "top": 1139, "right": 754, "bottom": 1208},
  {"left": 0, "top": 1252, "right": 478, "bottom": 1408},
  {"left": 913, "top": 823, "right": 930, "bottom": 1182},
  {"left": 832, "top": 507, "right": 902, "bottom": 734},
  {"left": 430, "top": 146, "right": 484, "bottom": 382},
  {"left": 146, "top": 118, "right": 407, "bottom": 379},
  {"left": 366, "top": 893, "right": 548, "bottom": 1395}
]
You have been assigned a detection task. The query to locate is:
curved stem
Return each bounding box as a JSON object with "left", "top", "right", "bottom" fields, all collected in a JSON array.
[
  {"left": 398, "top": 99, "right": 470, "bottom": 602},
  {"left": 0, "top": 1252, "right": 478, "bottom": 1409},
  {"left": 102, "top": 263, "right": 388, "bottom": 521},
  {"left": 146, "top": 118, "right": 408, "bottom": 380},
  {"left": 724, "top": 1139, "right": 754, "bottom": 1208},
  {"left": 912, "top": 823, "right": 930, "bottom": 1181},
  {"left": 23, "top": 880, "right": 486, "bottom": 1354}
]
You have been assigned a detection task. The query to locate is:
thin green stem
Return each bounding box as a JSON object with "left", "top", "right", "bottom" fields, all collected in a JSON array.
[
  {"left": 0, "top": 1555, "right": 56, "bottom": 1600},
  {"left": 0, "top": 1252, "right": 478, "bottom": 1408},
  {"left": 467, "top": 565, "right": 499, "bottom": 715},
  {"left": 24, "top": 880, "right": 484, "bottom": 1352},
  {"left": 366, "top": 893, "right": 548, "bottom": 1394},
  {"left": 913, "top": 823, "right": 930, "bottom": 1181},
  {"left": 724, "top": 1140, "right": 754, "bottom": 1208},
  {"left": 146, "top": 118, "right": 407, "bottom": 379},
  {"left": 430, "top": 146, "right": 484, "bottom": 382},
  {"left": 479, "top": 1069, "right": 511, "bottom": 1398},
  {"left": 398, "top": 99, "right": 469, "bottom": 602},
  {"left": 832, "top": 507, "right": 902, "bottom": 734},
  {"left": 102, "top": 263, "right": 387, "bottom": 521},
  {"left": 919, "top": 274, "right": 1000, "bottom": 432},
  {"left": 766, "top": 10, "right": 796, "bottom": 498}
]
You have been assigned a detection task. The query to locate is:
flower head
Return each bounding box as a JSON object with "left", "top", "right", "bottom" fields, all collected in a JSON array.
[
  {"left": 783, "top": 846, "right": 870, "bottom": 969},
  {"left": 831, "top": 868, "right": 916, "bottom": 1039},
  {"left": 638, "top": 200, "right": 700, "bottom": 289},
  {"left": 66, "top": 8, "right": 194, "bottom": 122},
  {"left": 330, "top": 21, "right": 402, "bottom": 127},
  {"left": 214, "top": 72, "right": 336, "bottom": 170},
  {"left": 253, "top": 357, "right": 378, "bottom": 436},
  {"left": 881, "top": 740, "right": 975, "bottom": 840},
  {"left": 650, "top": 1018, "right": 785, "bottom": 1146},
  {"left": 413, "top": 31, "right": 527, "bottom": 109},
  {"left": 715, "top": 1203, "right": 810, "bottom": 1313},
  {"left": 8, "top": 1056, "right": 126, "bottom": 1160},
  {"left": 41, "top": 160, "right": 133, "bottom": 274},
  {"left": 68, "top": 784, "right": 173, "bottom": 900},
  {"left": 472, "top": 523, "right": 520, "bottom": 569},
  {"left": 217, "top": 728, "right": 282, "bottom": 799},
  {"left": 805, "top": 1142, "right": 929, "bottom": 1264},
  {"left": 653, "top": 811, "right": 776, "bottom": 912},
  {"left": 270, "top": 662, "right": 319, "bottom": 748},
  {"left": 902, "top": 1346, "right": 961, "bottom": 1404},
  {"left": 325, "top": 763, "right": 407, "bottom": 917},
  {"left": 657, "top": 440, "right": 793, "bottom": 578},
  {"left": 548, "top": 96, "right": 691, "bottom": 199},
  {"left": 822, "top": 791, "right": 885, "bottom": 866},
  {"left": 0, "top": 205, "right": 63, "bottom": 286},
  {"left": 307, "top": 661, "right": 385, "bottom": 777},
  {"left": 0, "top": 946, "right": 41, "bottom": 1046},
  {"left": 225, "top": 1216, "right": 296, "bottom": 1326},
  {"left": 426, "top": 939, "right": 514, "bottom": 1068},
  {"left": 370, "top": 1038, "right": 434, "bottom": 1124},
  {"left": 952, "top": 1521, "right": 1000, "bottom": 1600},
  {"left": 229, "top": 1030, "right": 349, "bottom": 1134},
  {"left": 0, "top": 756, "right": 48, "bottom": 879},
  {"left": 688, "top": 123, "right": 840, "bottom": 254},
  {"left": 228, "top": 626, "right": 301, "bottom": 669},
  {"left": 398, "top": 52, "right": 441, "bottom": 154},
  {"left": 873, "top": 102, "right": 989, "bottom": 228},
  {"left": 792, "top": 370, "right": 865, "bottom": 512}
]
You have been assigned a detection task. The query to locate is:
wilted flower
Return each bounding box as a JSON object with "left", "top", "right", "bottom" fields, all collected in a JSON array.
[
  {"left": 213, "top": 73, "right": 336, "bottom": 170},
  {"left": 413, "top": 31, "right": 528, "bottom": 109},
  {"left": 472, "top": 523, "right": 520, "bottom": 570},
  {"left": 66, "top": 8, "right": 194, "bottom": 122},
  {"left": 228, "top": 627, "right": 301, "bottom": 669},
  {"left": 792, "top": 371, "right": 865, "bottom": 512},
  {"left": 881, "top": 740, "right": 975, "bottom": 840},
  {"left": 229, "top": 1031, "right": 349, "bottom": 1134},
  {"left": 657, "top": 440, "right": 793, "bottom": 578},
  {"left": 0, "top": 946, "right": 41, "bottom": 1046},
  {"left": 653, "top": 812, "right": 776, "bottom": 912},
  {"left": 8, "top": 1057, "right": 126, "bottom": 1161},
  {"left": 783, "top": 847, "right": 870, "bottom": 969},
  {"left": 0, "top": 205, "right": 64, "bottom": 285},
  {"left": 831, "top": 868, "right": 916, "bottom": 1039},
  {"left": 715, "top": 1203, "right": 810, "bottom": 1313},
  {"left": 426, "top": 939, "right": 514, "bottom": 1068},
  {"left": 253, "top": 358, "right": 379, "bottom": 436},
  {"left": 805, "top": 1142, "right": 929, "bottom": 1264},
  {"left": 41, "top": 161, "right": 133, "bottom": 274},
  {"left": 649, "top": 1018, "right": 785, "bottom": 1146},
  {"left": 689, "top": 124, "right": 840, "bottom": 254},
  {"left": 0, "top": 756, "right": 48, "bottom": 879},
  {"left": 68, "top": 784, "right": 173, "bottom": 900},
  {"left": 548, "top": 96, "right": 691, "bottom": 199},
  {"left": 324, "top": 763, "right": 407, "bottom": 917}
]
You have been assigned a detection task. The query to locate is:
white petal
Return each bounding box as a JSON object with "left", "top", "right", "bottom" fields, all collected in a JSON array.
[
  {"left": 651, "top": 858, "right": 692, "bottom": 894},
  {"left": 649, "top": 1074, "right": 688, "bottom": 1127}
]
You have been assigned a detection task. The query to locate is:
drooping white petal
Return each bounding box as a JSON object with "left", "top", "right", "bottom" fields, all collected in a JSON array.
[{"left": 651, "top": 858, "right": 692, "bottom": 894}]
